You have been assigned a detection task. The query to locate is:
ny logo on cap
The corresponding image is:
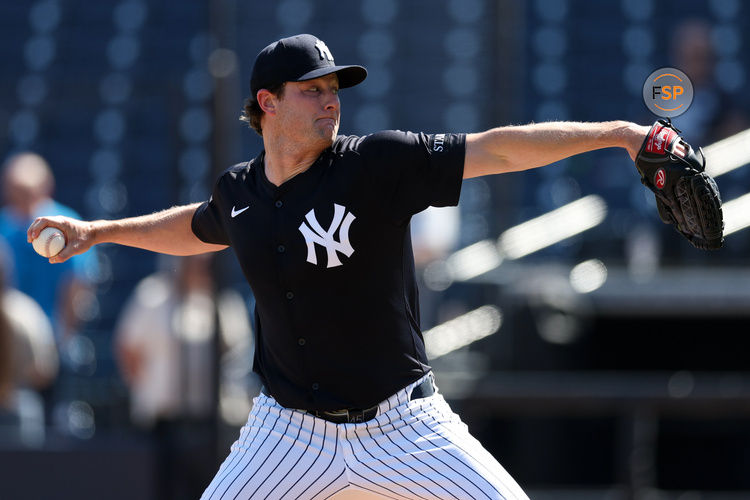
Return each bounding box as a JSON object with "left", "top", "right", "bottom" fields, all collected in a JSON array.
[{"left": 314, "top": 39, "right": 334, "bottom": 62}]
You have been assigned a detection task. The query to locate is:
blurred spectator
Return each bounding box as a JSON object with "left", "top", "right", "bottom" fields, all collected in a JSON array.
[
  {"left": 0, "top": 237, "right": 58, "bottom": 448},
  {"left": 114, "top": 253, "right": 255, "bottom": 500},
  {"left": 0, "top": 152, "right": 99, "bottom": 345},
  {"left": 411, "top": 205, "right": 461, "bottom": 329},
  {"left": 670, "top": 19, "right": 749, "bottom": 145}
]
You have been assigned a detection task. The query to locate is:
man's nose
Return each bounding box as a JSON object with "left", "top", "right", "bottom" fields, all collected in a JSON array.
[{"left": 323, "top": 91, "right": 339, "bottom": 110}]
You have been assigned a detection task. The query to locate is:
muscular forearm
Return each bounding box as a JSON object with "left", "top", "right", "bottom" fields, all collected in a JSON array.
[
  {"left": 91, "top": 204, "right": 223, "bottom": 254},
  {"left": 464, "top": 120, "right": 649, "bottom": 178},
  {"left": 28, "top": 203, "right": 227, "bottom": 263}
]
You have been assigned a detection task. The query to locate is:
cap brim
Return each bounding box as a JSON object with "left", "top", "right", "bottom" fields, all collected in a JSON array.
[{"left": 296, "top": 65, "right": 368, "bottom": 89}]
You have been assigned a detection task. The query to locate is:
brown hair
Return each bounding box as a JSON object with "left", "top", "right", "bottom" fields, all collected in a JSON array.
[{"left": 239, "top": 82, "right": 286, "bottom": 136}]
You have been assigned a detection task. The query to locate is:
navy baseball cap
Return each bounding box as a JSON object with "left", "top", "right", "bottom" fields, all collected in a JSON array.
[{"left": 250, "top": 34, "right": 367, "bottom": 100}]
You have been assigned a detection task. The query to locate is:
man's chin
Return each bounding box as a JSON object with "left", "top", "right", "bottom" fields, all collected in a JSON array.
[{"left": 316, "top": 124, "right": 339, "bottom": 143}]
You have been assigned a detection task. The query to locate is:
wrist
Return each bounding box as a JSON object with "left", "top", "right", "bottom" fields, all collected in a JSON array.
[
  {"left": 615, "top": 121, "right": 650, "bottom": 160},
  {"left": 89, "top": 219, "right": 110, "bottom": 245}
]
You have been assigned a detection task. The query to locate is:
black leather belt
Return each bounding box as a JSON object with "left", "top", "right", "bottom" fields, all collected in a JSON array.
[
  {"left": 260, "top": 375, "right": 436, "bottom": 424},
  {"left": 311, "top": 406, "right": 377, "bottom": 424}
]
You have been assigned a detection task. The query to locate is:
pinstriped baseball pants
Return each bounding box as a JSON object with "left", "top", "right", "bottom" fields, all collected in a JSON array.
[{"left": 201, "top": 373, "right": 529, "bottom": 500}]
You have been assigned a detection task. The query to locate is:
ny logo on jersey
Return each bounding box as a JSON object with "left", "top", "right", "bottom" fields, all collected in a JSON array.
[
  {"left": 314, "top": 39, "right": 334, "bottom": 62},
  {"left": 298, "top": 203, "right": 355, "bottom": 268}
]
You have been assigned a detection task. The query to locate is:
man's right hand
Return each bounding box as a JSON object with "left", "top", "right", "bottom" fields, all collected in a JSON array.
[{"left": 27, "top": 215, "right": 96, "bottom": 263}]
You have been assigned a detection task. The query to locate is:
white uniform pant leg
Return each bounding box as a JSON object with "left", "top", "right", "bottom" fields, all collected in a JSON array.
[
  {"left": 201, "top": 394, "right": 348, "bottom": 500},
  {"left": 340, "top": 389, "right": 529, "bottom": 500},
  {"left": 203, "top": 375, "right": 529, "bottom": 500}
]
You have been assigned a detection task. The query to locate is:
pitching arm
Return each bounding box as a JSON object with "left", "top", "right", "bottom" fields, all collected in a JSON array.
[
  {"left": 27, "top": 203, "right": 228, "bottom": 263},
  {"left": 463, "top": 120, "right": 650, "bottom": 179}
]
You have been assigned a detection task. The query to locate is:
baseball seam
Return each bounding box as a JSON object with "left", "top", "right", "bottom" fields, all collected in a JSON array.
[{"left": 42, "top": 231, "right": 63, "bottom": 257}]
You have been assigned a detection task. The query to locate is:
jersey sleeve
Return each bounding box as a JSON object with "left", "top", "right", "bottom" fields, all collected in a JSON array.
[
  {"left": 355, "top": 130, "right": 465, "bottom": 223},
  {"left": 191, "top": 178, "right": 230, "bottom": 245}
]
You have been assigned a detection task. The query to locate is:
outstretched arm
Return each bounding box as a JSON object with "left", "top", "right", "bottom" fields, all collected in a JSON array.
[
  {"left": 27, "top": 203, "right": 228, "bottom": 263},
  {"left": 464, "top": 120, "right": 650, "bottom": 179}
]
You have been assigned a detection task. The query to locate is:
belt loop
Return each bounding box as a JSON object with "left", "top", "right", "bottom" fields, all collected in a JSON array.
[{"left": 409, "top": 373, "right": 435, "bottom": 401}]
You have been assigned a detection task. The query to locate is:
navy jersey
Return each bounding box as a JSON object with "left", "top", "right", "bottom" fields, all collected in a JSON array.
[{"left": 192, "top": 130, "right": 465, "bottom": 410}]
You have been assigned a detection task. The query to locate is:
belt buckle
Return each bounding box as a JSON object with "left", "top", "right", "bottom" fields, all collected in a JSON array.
[
  {"left": 347, "top": 409, "right": 365, "bottom": 423},
  {"left": 316, "top": 406, "right": 374, "bottom": 424},
  {"left": 329, "top": 408, "right": 367, "bottom": 423},
  {"left": 325, "top": 409, "right": 349, "bottom": 423}
]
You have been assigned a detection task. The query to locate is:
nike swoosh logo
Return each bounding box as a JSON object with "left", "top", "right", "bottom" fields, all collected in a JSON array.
[{"left": 231, "top": 205, "right": 250, "bottom": 218}]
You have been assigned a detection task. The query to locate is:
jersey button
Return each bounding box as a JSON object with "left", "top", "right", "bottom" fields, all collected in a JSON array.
[
  {"left": 277, "top": 244, "right": 285, "bottom": 253},
  {"left": 286, "top": 291, "right": 294, "bottom": 299},
  {"left": 298, "top": 338, "right": 306, "bottom": 346},
  {"left": 275, "top": 200, "right": 283, "bottom": 208},
  {"left": 312, "top": 382, "right": 319, "bottom": 390}
]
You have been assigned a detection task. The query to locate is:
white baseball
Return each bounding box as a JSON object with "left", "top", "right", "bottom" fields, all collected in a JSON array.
[{"left": 32, "top": 227, "right": 66, "bottom": 258}]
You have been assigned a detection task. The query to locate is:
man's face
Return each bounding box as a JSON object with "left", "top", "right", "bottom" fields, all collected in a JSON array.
[
  {"left": 2, "top": 156, "right": 51, "bottom": 218},
  {"left": 274, "top": 73, "right": 341, "bottom": 147}
]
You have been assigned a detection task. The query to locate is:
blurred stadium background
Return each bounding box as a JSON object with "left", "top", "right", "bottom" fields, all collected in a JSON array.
[{"left": 1, "top": 0, "right": 749, "bottom": 498}]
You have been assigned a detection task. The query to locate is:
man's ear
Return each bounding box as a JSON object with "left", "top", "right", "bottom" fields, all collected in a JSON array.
[{"left": 257, "top": 89, "right": 277, "bottom": 115}]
